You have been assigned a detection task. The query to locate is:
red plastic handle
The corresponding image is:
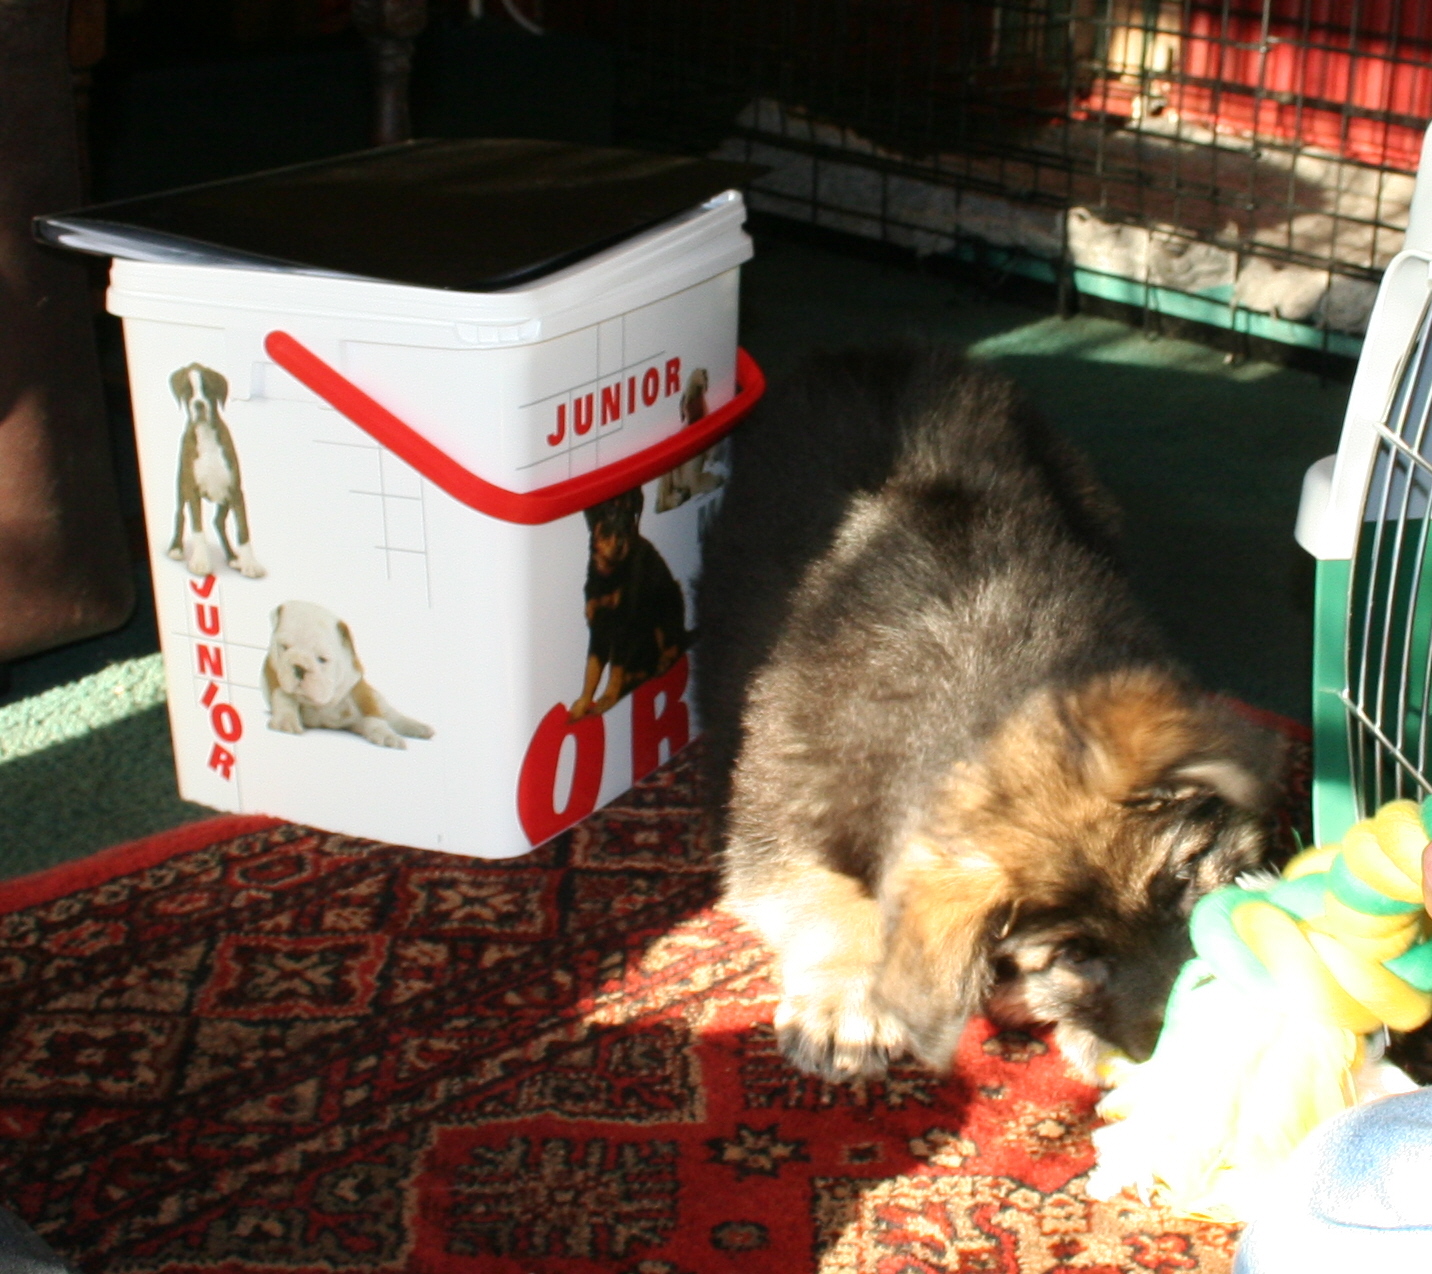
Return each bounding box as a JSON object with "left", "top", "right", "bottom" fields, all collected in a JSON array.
[{"left": 264, "top": 330, "right": 765, "bottom": 525}]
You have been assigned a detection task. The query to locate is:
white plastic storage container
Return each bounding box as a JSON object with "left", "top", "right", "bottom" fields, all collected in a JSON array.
[{"left": 83, "top": 157, "right": 762, "bottom": 858}]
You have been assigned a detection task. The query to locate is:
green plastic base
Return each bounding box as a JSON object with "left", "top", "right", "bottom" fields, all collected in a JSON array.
[{"left": 942, "top": 242, "right": 1365, "bottom": 360}]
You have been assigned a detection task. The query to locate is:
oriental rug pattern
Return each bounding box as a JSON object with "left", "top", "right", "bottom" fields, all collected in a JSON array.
[{"left": 0, "top": 740, "right": 1308, "bottom": 1273}]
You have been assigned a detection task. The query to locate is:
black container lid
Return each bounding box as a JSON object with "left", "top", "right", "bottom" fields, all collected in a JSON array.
[{"left": 35, "top": 139, "right": 763, "bottom": 292}]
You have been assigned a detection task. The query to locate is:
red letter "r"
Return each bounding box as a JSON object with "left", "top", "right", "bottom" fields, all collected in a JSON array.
[{"left": 630, "top": 655, "right": 691, "bottom": 779}]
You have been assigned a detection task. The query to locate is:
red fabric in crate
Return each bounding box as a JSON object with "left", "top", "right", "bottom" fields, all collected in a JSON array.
[{"left": 1176, "top": 1, "right": 1431, "bottom": 170}]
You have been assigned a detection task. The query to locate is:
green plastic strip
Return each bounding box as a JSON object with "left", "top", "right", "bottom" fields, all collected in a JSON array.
[
  {"left": 1312, "top": 558, "right": 1359, "bottom": 844},
  {"left": 943, "top": 240, "right": 1366, "bottom": 359},
  {"left": 1069, "top": 268, "right": 1364, "bottom": 360}
]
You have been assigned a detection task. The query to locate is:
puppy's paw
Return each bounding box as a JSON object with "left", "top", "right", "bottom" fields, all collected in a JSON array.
[
  {"left": 186, "top": 540, "right": 212, "bottom": 577},
  {"left": 394, "top": 717, "right": 434, "bottom": 740},
  {"left": 268, "top": 706, "right": 303, "bottom": 734},
  {"left": 167, "top": 545, "right": 185, "bottom": 561},
  {"left": 655, "top": 487, "right": 688, "bottom": 513},
  {"left": 358, "top": 717, "right": 406, "bottom": 748},
  {"left": 235, "top": 544, "right": 266, "bottom": 579},
  {"left": 774, "top": 986, "right": 909, "bottom": 1081}
]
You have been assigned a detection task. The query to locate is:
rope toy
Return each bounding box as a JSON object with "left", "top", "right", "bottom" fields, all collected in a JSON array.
[{"left": 1088, "top": 797, "right": 1432, "bottom": 1223}]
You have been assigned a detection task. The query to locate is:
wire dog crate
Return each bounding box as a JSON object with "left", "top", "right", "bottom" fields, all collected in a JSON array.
[
  {"left": 554, "top": 0, "right": 1432, "bottom": 361},
  {"left": 547, "top": 1, "right": 1432, "bottom": 833},
  {"left": 1298, "top": 126, "right": 1432, "bottom": 841}
]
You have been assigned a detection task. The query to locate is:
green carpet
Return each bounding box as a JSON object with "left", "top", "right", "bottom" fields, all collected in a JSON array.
[
  {"left": 0, "top": 656, "right": 209, "bottom": 881},
  {"left": 0, "top": 230, "right": 1349, "bottom": 881}
]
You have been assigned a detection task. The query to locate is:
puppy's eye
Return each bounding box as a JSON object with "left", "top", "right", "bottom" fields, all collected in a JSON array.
[
  {"left": 1055, "top": 938, "right": 1097, "bottom": 967},
  {"left": 1125, "top": 784, "right": 1222, "bottom": 817},
  {"left": 317, "top": 656, "right": 329, "bottom": 665}
]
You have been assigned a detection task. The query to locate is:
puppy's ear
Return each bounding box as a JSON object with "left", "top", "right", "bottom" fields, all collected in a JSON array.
[
  {"left": 873, "top": 837, "right": 1009, "bottom": 1072},
  {"left": 1168, "top": 700, "right": 1284, "bottom": 812},
  {"left": 1157, "top": 750, "right": 1275, "bottom": 812},
  {"left": 336, "top": 620, "right": 363, "bottom": 672},
  {"left": 626, "top": 486, "right": 645, "bottom": 521},
  {"left": 169, "top": 365, "right": 192, "bottom": 403},
  {"left": 270, "top": 604, "right": 284, "bottom": 630},
  {"left": 1068, "top": 670, "right": 1281, "bottom": 813},
  {"left": 200, "top": 367, "right": 229, "bottom": 406}
]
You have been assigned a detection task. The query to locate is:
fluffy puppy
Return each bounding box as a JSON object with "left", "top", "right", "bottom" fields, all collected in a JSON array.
[
  {"left": 263, "top": 601, "right": 433, "bottom": 748},
  {"left": 571, "top": 488, "right": 689, "bottom": 718},
  {"left": 697, "top": 345, "right": 1281, "bottom": 1083},
  {"left": 167, "top": 363, "right": 265, "bottom": 579}
]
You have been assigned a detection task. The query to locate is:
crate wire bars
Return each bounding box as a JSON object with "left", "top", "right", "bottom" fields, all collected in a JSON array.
[{"left": 554, "top": 0, "right": 1432, "bottom": 361}]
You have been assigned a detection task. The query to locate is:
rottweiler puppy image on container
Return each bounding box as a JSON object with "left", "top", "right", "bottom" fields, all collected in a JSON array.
[{"left": 570, "top": 487, "right": 689, "bottom": 719}]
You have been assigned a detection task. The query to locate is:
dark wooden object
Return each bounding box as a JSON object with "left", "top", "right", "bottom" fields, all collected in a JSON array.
[
  {"left": 352, "top": 0, "right": 430, "bottom": 145},
  {"left": 67, "top": 0, "right": 105, "bottom": 198},
  {"left": 0, "top": 0, "right": 132, "bottom": 663}
]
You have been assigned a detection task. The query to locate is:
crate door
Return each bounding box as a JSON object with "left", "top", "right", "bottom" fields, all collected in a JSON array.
[{"left": 1345, "top": 294, "right": 1432, "bottom": 818}]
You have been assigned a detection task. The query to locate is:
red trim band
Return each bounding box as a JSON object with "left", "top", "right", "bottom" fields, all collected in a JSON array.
[
  {"left": 264, "top": 330, "right": 765, "bottom": 525},
  {"left": 0, "top": 815, "right": 284, "bottom": 915}
]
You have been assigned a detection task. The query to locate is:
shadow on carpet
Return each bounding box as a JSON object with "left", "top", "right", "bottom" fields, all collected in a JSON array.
[{"left": 0, "top": 741, "right": 1310, "bottom": 1273}]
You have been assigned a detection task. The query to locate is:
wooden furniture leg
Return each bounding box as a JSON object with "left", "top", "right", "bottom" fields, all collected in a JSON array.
[{"left": 352, "top": 0, "right": 430, "bottom": 145}]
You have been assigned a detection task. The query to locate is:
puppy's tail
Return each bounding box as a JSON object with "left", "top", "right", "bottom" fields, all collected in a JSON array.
[{"left": 892, "top": 357, "right": 1038, "bottom": 491}]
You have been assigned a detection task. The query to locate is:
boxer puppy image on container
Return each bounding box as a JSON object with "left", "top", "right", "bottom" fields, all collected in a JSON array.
[{"left": 167, "top": 363, "right": 265, "bottom": 579}]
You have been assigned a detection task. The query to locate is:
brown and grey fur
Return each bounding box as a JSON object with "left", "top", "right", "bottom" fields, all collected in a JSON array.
[
  {"left": 168, "top": 363, "right": 264, "bottom": 579},
  {"left": 696, "top": 345, "right": 1281, "bottom": 1083}
]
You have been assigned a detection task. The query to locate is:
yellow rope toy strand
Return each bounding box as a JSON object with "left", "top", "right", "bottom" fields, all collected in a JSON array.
[{"left": 1089, "top": 799, "right": 1432, "bottom": 1223}]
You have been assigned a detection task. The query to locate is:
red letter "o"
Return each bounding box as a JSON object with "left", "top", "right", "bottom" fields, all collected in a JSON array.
[
  {"left": 211, "top": 702, "right": 243, "bottom": 743},
  {"left": 516, "top": 704, "right": 605, "bottom": 846}
]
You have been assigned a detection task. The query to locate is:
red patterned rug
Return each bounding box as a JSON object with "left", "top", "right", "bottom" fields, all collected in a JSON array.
[{"left": 0, "top": 737, "right": 1309, "bottom": 1274}]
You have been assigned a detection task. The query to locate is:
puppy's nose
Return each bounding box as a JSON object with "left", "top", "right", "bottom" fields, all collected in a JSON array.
[
  {"left": 291, "top": 665, "right": 306, "bottom": 681},
  {"left": 1121, "top": 1016, "right": 1163, "bottom": 1063}
]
